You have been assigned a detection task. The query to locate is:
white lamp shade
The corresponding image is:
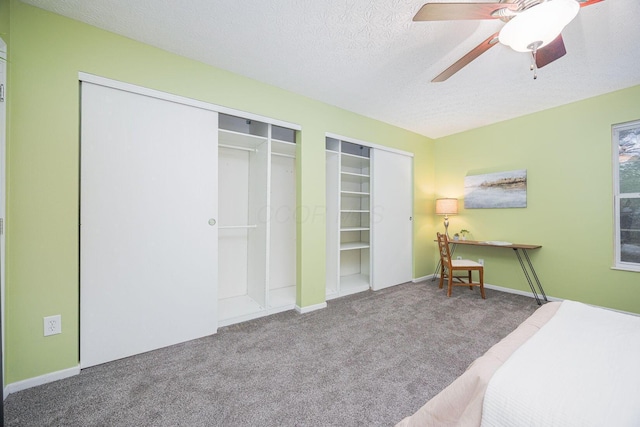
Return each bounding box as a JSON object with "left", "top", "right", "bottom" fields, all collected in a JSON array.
[
  {"left": 435, "top": 198, "right": 458, "bottom": 215},
  {"left": 499, "top": 0, "right": 580, "bottom": 52}
]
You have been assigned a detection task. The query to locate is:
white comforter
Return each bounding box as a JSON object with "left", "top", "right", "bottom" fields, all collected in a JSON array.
[{"left": 481, "top": 300, "right": 640, "bottom": 427}]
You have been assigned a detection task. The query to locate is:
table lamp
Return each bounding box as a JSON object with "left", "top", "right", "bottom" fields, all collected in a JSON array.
[{"left": 435, "top": 198, "right": 458, "bottom": 238}]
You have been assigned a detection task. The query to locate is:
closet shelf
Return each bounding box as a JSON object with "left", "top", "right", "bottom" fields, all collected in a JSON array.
[
  {"left": 341, "top": 152, "right": 370, "bottom": 161},
  {"left": 341, "top": 171, "right": 370, "bottom": 178},
  {"left": 218, "top": 295, "right": 264, "bottom": 325},
  {"left": 219, "top": 129, "right": 267, "bottom": 150},
  {"left": 340, "top": 274, "right": 370, "bottom": 295},
  {"left": 340, "top": 242, "right": 370, "bottom": 251},
  {"left": 341, "top": 153, "right": 370, "bottom": 172},
  {"left": 272, "top": 139, "right": 296, "bottom": 157}
]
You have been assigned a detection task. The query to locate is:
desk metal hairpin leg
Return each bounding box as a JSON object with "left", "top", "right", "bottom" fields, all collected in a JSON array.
[
  {"left": 513, "top": 248, "right": 547, "bottom": 305},
  {"left": 523, "top": 249, "right": 547, "bottom": 302},
  {"left": 431, "top": 259, "right": 441, "bottom": 282},
  {"left": 431, "top": 243, "right": 457, "bottom": 281}
]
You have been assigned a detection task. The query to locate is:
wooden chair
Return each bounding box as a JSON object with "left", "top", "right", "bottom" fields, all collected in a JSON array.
[{"left": 436, "top": 232, "right": 485, "bottom": 299}]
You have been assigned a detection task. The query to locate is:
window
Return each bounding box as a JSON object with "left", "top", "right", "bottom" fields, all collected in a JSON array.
[{"left": 613, "top": 120, "right": 640, "bottom": 270}]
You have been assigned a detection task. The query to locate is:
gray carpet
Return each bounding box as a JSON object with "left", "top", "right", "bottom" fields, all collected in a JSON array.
[{"left": 4, "top": 281, "right": 539, "bottom": 426}]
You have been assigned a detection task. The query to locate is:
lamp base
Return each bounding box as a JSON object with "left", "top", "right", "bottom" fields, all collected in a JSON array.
[{"left": 444, "top": 215, "right": 450, "bottom": 238}]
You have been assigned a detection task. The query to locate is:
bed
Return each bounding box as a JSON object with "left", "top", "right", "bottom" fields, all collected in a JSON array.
[{"left": 396, "top": 300, "right": 640, "bottom": 427}]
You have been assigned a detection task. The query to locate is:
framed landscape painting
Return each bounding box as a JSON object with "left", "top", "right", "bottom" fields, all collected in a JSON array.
[{"left": 464, "top": 169, "right": 527, "bottom": 209}]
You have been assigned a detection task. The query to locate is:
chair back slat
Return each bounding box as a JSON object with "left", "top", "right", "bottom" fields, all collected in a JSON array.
[{"left": 436, "top": 232, "right": 452, "bottom": 268}]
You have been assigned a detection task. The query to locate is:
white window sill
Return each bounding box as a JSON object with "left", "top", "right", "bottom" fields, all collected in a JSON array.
[{"left": 611, "top": 265, "right": 640, "bottom": 273}]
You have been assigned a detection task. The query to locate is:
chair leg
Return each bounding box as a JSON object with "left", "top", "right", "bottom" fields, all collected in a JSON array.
[
  {"left": 468, "top": 270, "right": 473, "bottom": 290},
  {"left": 439, "top": 265, "right": 444, "bottom": 289},
  {"left": 447, "top": 274, "right": 453, "bottom": 297},
  {"left": 479, "top": 268, "right": 485, "bottom": 299}
]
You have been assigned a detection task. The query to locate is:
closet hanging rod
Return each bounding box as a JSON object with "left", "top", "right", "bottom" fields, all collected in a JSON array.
[
  {"left": 218, "top": 143, "right": 257, "bottom": 152},
  {"left": 218, "top": 224, "right": 258, "bottom": 229}
]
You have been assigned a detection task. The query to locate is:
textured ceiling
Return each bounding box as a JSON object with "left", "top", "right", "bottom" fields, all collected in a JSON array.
[{"left": 22, "top": 0, "right": 640, "bottom": 138}]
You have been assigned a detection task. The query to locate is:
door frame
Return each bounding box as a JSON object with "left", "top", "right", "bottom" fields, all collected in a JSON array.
[
  {"left": 79, "top": 73, "right": 301, "bottom": 131},
  {"left": 1, "top": 37, "right": 7, "bottom": 404}
]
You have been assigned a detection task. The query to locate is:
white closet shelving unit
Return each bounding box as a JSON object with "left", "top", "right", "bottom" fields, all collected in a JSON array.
[
  {"left": 218, "top": 114, "right": 297, "bottom": 327},
  {"left": 326, "top": 134, "right": 414, "bottom": 300},
  {"left": 326, "top": 138, "right": 372, "bottom": 299},
  {"left": 268, "top": 125, "right": 297, "bottom": 312}
]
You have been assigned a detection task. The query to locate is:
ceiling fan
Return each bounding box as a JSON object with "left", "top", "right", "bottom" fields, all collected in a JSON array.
[{"left": 413, "top": 0, "right": 604, "bottom": 82}]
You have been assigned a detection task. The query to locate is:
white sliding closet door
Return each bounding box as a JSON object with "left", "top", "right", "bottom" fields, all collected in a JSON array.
[
  {"left": 80, "top": 82, "right": 218, "bottom": 368},
  {"left": 371, "top": 149, "right": 413, "bottom": 290}
]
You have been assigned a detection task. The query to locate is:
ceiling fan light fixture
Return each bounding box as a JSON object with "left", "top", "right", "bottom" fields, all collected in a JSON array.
[{"left": 499, "top": 0, "right": 580, "bottom": 53}]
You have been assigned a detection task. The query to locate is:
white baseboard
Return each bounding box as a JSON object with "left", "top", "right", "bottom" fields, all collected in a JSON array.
[
  {"left": 482, "top": 284, "right": 640, "bottom": 316},
  {"left": 483, "top": 283, "right": 561, "bottom": 302},
  {"left": 4, "top": 365, "right": 80, "bottom": 398},
  {"left": 419, "top": 275, "right": 559, "bottom": 303},
  {"left": 295, "top": 302, "right": 327, "bottom": 314},
  {"left": 426, "top": 278, "right": 640, "bottom": 316},
  {"left": 412, "top": 274, "right": 435, "bottom": 283}
]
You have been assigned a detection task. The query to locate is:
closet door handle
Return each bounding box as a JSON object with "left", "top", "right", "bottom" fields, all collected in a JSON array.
[{"left": 208, "top": 218, "right": 216, "bottom": 226}]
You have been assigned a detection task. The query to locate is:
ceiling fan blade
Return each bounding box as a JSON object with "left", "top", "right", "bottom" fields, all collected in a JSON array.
[
  {"left": 578, "top": 0, "right": 604, "bottom": 7},
  {"left": 413, "top": 2, "right": 518, "bottom": 21},
  {"left": 432, "top": 32, "right": 500, "bottom": 82},
  {"left": 535, "top": 34, "right": 567, "bottom": 68}
]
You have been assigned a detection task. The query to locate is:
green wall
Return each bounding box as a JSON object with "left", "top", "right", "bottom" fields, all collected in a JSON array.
[
  {"left": 4, "top": 0, "right": 640, "bottom": 388},
  {"left": 4, "top": 1, "right": 435, "bottom": 383},
  {"left": 0, "top": 0, "right": 9, "bottom": 44},
  {"left": 435, "top": 85, "right": 640, "bottom": 314}
]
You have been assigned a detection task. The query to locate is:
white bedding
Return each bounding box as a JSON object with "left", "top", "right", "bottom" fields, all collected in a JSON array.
[{"left": 481, "top": 300, "right": 640, "bottom": 427}]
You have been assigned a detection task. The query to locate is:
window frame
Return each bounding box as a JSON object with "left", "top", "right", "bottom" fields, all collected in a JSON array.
[{"left": 612, "top": 119, "right": 640, "bottom": 272}]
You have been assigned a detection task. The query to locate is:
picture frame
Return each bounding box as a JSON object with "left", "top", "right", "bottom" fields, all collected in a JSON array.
[{"left": 464, "top": 169, "right": 527, "bottom": 209}]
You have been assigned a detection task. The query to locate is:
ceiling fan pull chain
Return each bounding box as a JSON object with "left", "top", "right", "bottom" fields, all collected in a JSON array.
[{"left": 530, "top": 45, "right": 539, "bottom": 80}]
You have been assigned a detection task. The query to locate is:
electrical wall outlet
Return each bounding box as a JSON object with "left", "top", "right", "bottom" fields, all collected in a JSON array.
[
  {"left": 44, "top": 315, "right": 62, "bottom": 336},
  {"left": 456, "top": 256, "right": 462, "bottom": 260},
  {"left": 478, "top": 259, "right": 484, "bottom": 266}
]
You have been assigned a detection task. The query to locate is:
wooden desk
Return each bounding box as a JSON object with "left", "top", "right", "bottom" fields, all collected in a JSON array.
[{"left": 433, "top": 239, "right": 547, "bottom": 305}]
